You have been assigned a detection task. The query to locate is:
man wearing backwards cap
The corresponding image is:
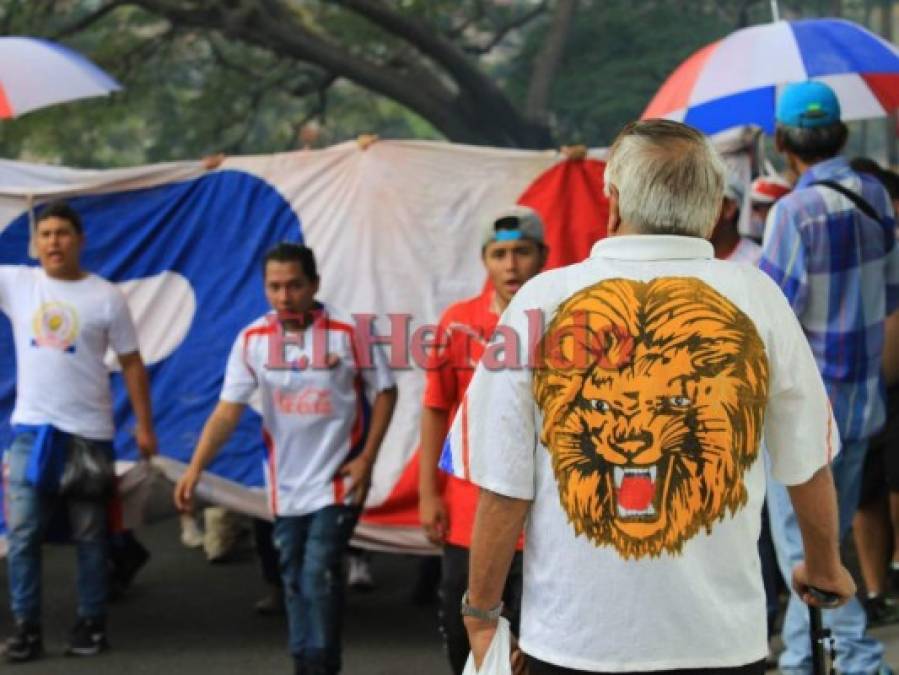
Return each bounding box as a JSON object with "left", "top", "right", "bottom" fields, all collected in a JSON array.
[
  {"left": 419, "top": 205, "right": 547, "bottom": 674},
  {"left": 760, "top": 80, "right": 899, "bottom": 675}
]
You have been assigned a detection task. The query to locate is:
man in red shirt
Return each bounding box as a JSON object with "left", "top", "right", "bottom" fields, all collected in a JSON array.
[{"left": 419, "top": 206, "right": 547, "bottom": 674}]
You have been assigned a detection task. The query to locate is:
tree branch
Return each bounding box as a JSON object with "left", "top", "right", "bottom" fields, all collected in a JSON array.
[
  {"left": 329, "top": 0, "right": 504, "bottom": 99},
  {"left": 330, "top": 0, "right": 548, "bottom": 145},
  {"left": 127, "top": 0, "right": 470, "bottom": 137},
  {"left": 446, "top": 0, "right": 487, "bottom": 39},
  {"left": 463, "top": 1, "right": 549, "bottom": 55},
  {"left": 118, "top": 0, "right": 551, "bottom": 147},
  {"left": 525, "top": 0, "right": 578, "bottom": 122}
]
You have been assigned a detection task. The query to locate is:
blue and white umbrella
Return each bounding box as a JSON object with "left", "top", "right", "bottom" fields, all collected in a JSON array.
[
  {"left": 0, "top": 37, "right": 120, "bottom": 118},
  {"left": 643, "top": 18, "right": 899, "bottom": 134}
]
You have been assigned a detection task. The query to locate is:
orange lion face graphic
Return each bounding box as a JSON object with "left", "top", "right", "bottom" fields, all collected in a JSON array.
[{"left": 533, "top": 277, "right": 769, "bottom": 559}]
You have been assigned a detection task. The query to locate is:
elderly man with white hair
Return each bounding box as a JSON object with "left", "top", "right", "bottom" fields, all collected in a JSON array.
[{"left": 441, "top": 119, "right": 855, "bottom": 675}]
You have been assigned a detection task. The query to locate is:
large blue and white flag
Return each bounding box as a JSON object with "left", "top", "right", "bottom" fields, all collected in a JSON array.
[{"left": 0, "top": 138, "right": 750, "bottom": 552}]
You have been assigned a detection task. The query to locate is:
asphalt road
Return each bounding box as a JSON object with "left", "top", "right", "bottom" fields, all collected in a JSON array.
[
  {"left": 0, "top": 518, "right": 446, "bottom": 675},
  {"left": 1, "top": 518, "right": 899, "bottom": 674}
]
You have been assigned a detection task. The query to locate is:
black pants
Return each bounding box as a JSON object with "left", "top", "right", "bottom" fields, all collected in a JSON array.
[
  {"left": 253, "top": 518, "right": 282, "bottom": 587},
  {"left": 439, "top": 543, "right": 523, "bottom": 675},
  {"left": 526, "top": 656, "right": 767, "bottom": 675}
]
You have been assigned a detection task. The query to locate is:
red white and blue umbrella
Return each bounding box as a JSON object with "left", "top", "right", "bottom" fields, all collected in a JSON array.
[
  {"left": 0, "top": 37, "right": 121, "bottom": 119},
  {"left": 643, "top": 18, "right": 899, "bottom": 135}
]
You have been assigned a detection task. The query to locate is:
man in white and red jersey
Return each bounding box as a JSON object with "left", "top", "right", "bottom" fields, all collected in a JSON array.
[
  {"left": 418, "top": 205, "right": 547, "bottom": 674},
  {"left": 174, "top": 243, "right": 397, "bottom": 675},
  {"left": 748, "top": 174, "right": 792, "bottom": 242}
]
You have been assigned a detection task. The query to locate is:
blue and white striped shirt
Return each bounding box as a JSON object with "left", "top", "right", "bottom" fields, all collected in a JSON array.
[{"left": 760, "top": 156, "right": 899, "bottom": 441}]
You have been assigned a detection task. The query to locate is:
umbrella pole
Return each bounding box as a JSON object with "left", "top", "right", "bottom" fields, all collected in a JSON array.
[{"left": 770, "top": 0, "right": 781, "bottom": 21}]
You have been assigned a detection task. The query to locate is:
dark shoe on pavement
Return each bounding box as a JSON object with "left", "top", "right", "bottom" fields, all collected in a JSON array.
[
  {"left": 890, "top": 566, "right": 899, "bottom": 597},
  {"left": 3, "top": 620, "right": 42, "bottom": 663},
  {"left": 65, "top": 617, "right": 109, "bottom": 656},
  {"left": 254, "top": 587, "right": 285, "bottom": 616},
  {"left": 863, "top": 594, "right": 899, "bottom": 627},
  {"left": 110, "top": 534, "right": 151, "bottom": 590}
]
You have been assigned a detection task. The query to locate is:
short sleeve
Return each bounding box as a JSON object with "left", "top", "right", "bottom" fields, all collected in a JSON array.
[
  {"left": 108, "top": 288, "right": 139, "bottom": 355},
  {"left": 220, "top": 331, "right": 258, "bottom": 404},
  {"left": 358, "top": 323, "right": 395, "bottom": 395},
  {"left": 442, "top": 293, "right": 537, "bottom": 500},
  {"left": 759, "top": 200, "right": 809, "bottom": 315},
  {"left": 757, "top": 274, "right": 840, "bottom": 485},
  {"left": 422, "top": 311, "right": 457, "bottom": 410},
  {"left": 0, "top": 265, "right": 23, "bottom": 314}
]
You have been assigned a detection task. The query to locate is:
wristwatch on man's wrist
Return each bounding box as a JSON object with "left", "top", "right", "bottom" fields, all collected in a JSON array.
[{"left": 460, "top": 590, "right": 503, "bottom": 622}]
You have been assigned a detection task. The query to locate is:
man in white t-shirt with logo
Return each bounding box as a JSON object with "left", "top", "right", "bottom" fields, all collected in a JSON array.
[
  {"left": 442, "top": 120, "right": 855, "bottom": 674},
  {"left": 0, "top": 201, "right": 157, "bottom": 662},
  {"left": 174, "top": 243, "right": 397, "bottom": 675}
]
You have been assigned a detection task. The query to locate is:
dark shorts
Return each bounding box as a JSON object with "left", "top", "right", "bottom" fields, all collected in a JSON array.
[
  {"left": 860, "top": 385, "right": 899, "bottom": 507},
  {"left": 525, "top": 656, "right": 766, "bottom": 675}
]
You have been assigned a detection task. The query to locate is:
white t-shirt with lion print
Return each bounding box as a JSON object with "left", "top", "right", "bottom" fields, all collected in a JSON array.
[{"left": 441, "top": 235, "right": 838, "bottom": 671}]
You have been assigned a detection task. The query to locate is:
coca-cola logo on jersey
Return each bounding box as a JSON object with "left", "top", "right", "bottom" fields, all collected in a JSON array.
[{"left": 273, "top": 387, "right": 334, "bottom": 416}]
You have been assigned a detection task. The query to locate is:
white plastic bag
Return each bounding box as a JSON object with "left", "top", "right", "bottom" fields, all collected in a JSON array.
[{"left": 461, "top": 617, "right": 513, "bottom": 675}]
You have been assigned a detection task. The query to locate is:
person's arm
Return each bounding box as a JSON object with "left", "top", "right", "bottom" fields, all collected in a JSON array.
[
  {"left": 339, "top": 386, "right": 398, "bottom": 506},
  {"left": 759, "top": 202, "right": 809, "bottom": 315},
  {"left": 464, "top": 489, "right": 530, "bottom": 669},
  {"left": 757, "top": 271, "right": 851, "bottom": 606},
  {"left": 787, "top": 465, "right": 856, "bottom": 606},
  {"left": 419, "top": 406, "right": 450, "bottom": 544},
  {"left": 118, "top": 351, "right": 157, "bottom": 458},
  {"left": 173, "top": 400, "right": 246, "bottom": 511}
]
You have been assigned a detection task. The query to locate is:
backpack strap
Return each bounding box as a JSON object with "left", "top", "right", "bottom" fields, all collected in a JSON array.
[{"left": 811, "top": 179, "right": 881, "bottom": 223}]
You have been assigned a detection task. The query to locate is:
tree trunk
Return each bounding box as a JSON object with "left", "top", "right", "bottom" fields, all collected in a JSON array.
[{"left": 525, "top": 0, "right": 578, "bottom": 124}]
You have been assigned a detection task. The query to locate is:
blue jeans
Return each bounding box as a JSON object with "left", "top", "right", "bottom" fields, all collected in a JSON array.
[
  {"left": 767, "top": 439, "right": 885, "bottom": 675},
  {"left": 5, "top": 432, "right": 110, "bottom": 622},
  {"left": 273, "top": 505, "right": 359, "bottom": 673}
]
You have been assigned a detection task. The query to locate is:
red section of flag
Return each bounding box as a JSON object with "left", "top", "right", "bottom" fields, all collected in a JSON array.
[
  {"left": 362, "top": 450, "right": 446, "bottom": 526},
  {"left": 519, "top": 158, "right": 609, "bottom": 269}
]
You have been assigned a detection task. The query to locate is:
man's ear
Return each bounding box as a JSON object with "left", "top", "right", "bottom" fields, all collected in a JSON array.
[{"left": 607, "top": 186, "right": 621, "bottom": 235}]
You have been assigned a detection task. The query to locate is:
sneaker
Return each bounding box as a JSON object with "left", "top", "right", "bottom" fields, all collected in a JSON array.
[
  {"left": 254, "top": 587, "right": 285, "bottom": 616},
  {"left": 180, "top": 514, "right": 204, "bottom": 549},
  {"left": 3, "top": 620, "right": 42, "bottom": 662},
  {"left": 863, "top": 594, "right": 899, "bottom": 627},
  {"left": 65, "top": 617, "right": 109, "bottom": 657},
  {"left": 347, "top": 554, "right": 375, "bottom": 591}
]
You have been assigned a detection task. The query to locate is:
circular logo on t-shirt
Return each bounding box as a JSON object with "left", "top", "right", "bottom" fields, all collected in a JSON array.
[{"left": 32, "top": 301, "right": 80, "bottom": 351}]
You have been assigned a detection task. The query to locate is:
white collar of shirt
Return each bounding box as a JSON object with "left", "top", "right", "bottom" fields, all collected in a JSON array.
[{"left": 589, "top": 235, "right": 713, "bottom": 261}]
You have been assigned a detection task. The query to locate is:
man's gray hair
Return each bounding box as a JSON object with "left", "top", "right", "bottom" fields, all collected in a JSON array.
[{"left": 604, "top": 119, "right": 726, "bottom": 238}]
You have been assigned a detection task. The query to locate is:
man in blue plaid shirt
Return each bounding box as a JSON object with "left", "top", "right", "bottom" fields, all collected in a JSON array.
[{"left": 761, "top": 81, "right": 899, "bottom": 675}]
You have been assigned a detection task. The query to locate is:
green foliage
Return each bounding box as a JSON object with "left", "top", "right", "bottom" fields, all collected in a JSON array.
[{"left": 0, "top": 0, "right": 890, "bottom": 166}]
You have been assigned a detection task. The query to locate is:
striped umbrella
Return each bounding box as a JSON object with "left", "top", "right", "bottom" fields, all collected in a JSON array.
[
  {"left": 643, "top": 18, "right": 899, "bottom": 134},
  {"left": 0, "top": 37, "right": 120, "bottom": 119}
]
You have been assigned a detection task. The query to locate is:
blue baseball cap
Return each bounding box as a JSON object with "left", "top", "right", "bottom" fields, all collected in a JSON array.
[{"left": 776, "top": 81, "right": 842, "bottom": 128}]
